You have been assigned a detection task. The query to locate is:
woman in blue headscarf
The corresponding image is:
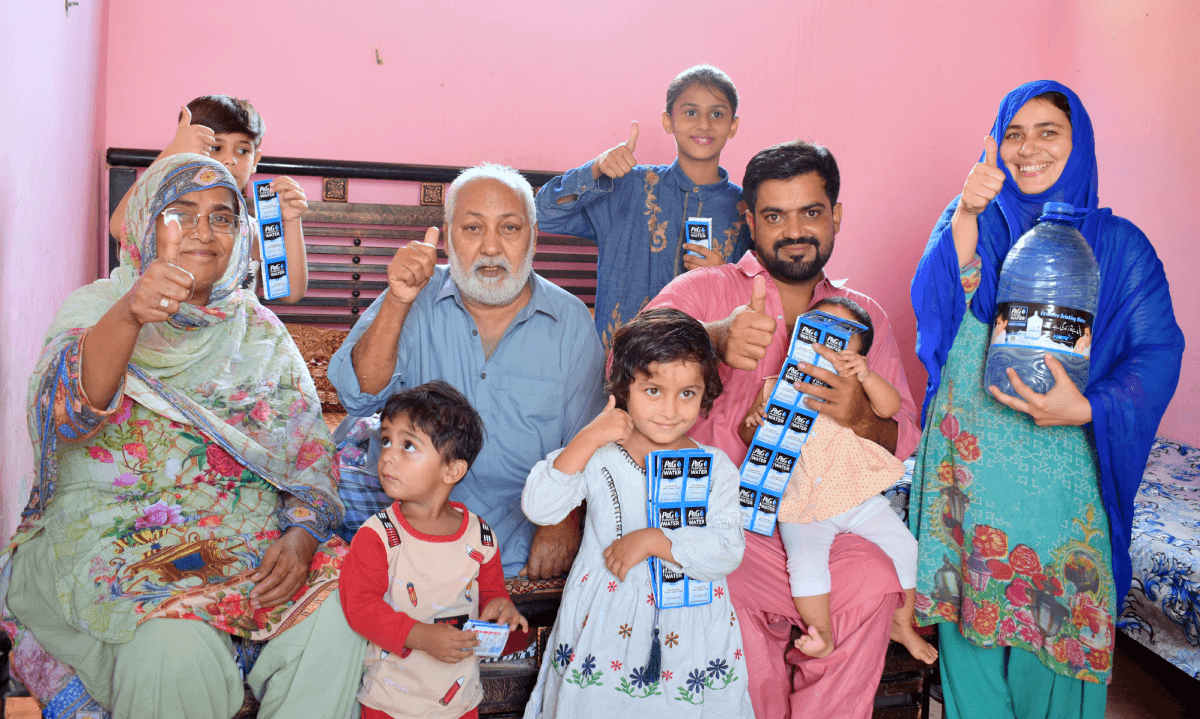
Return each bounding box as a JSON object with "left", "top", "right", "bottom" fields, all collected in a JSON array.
[{"left": 908, "top": 81, "right": 1184, "bottom": 717}]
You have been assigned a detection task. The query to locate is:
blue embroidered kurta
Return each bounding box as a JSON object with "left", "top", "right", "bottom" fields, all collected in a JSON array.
[{"left": 536, "top": 160, "right": 749, "bottom": 348}]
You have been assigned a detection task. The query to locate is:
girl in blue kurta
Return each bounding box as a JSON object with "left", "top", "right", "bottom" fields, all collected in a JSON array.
[{"left": 909, "top": 81, "right": 1184, "bottom": 718}]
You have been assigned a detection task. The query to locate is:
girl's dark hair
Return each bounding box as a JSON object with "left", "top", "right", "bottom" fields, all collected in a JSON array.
[
  {"left": 1033, "top": 90, "right": 1072, "bottom": 125},
  {"left": 381, "top": 380, "right": 485, "bottom": 468},
  {"left": 607, "top": 308, "right": 723, "bottom": 416},
  {"left": 813, "top": 297, "right": 875, "bottom": 355},
  {"left": 179, "top": 95, "right": 266, "bottom": 147},
  {"left": 741, "top": 140, "right": 840, "bottom": 214},
  {"left": 665, "top": 65, "right": 739, "bottom": 117}
]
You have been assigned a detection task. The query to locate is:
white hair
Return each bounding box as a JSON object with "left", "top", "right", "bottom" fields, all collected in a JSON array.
[
  {"left": 444, "top": 162, "right": 537, "bottom": 245},
  {"left": 443, "top": 163, "right": 538, "bottom": 306}
]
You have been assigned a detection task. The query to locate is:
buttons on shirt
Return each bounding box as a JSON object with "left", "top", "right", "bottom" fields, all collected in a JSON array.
[
  {"left": 480, "top": 373, "right": 487, "bottom": 379},
  {"left": 473, "top": 330, "right": 479, "bottom": 336}
]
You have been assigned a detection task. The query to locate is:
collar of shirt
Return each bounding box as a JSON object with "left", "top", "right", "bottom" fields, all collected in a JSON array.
[
  {"left": 662, "top": 159, "right": 732, "bottom": 200},
  {"left": 432, "top": 269, "right": 563, "bottom": 325},
  {"left": 731, "top": 249, "right": 849, "bottom": 299}
]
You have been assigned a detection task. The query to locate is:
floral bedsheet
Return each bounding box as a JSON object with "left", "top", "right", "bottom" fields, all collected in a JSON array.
[{"left": 1117, "top": 439, "right": 1200, "bottom": 679}]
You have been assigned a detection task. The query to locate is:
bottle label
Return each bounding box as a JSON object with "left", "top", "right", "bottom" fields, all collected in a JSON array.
[{"left": 991, "top": 302, "right": 1094, "bottom": 358}]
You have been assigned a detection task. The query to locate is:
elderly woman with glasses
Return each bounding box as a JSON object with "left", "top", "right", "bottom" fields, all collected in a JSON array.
[{"left": 1, "top": 155, "right": 365, "bottom": 718}]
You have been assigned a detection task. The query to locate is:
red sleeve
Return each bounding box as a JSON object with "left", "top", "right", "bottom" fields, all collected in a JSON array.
[
  {"left": 340, "top": 529, "right": 418, "bottom": 654},
  {"left": 477, "top": 550, "right": 531, "bottom": 654}
]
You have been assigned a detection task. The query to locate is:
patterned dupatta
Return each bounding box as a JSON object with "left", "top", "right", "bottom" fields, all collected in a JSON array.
[{"left": 21, "top": 154, "right": 341, "bottom": 542}]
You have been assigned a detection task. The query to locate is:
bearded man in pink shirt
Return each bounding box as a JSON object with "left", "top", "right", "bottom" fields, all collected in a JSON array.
[{"left": 646, "top": 140, "right": 921, "bottom": 718}]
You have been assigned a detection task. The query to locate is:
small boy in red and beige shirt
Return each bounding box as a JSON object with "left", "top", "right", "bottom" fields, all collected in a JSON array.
[{"left": 340, "top": 380, "right": 529, "bottom": 719}]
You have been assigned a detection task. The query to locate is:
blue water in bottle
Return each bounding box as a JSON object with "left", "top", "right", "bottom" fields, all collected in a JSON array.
[{"left": 984, "top": 202, "right": 1101, "bottom": 398}]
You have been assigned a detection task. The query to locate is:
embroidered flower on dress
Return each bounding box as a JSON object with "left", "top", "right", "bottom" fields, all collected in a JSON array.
[
  {"left": 134, "top": 500, "right": 184, "bottom": 529},
  {"left": 973, "top": 525, "right": 1009, "bottom": 558},
  {"left": 629, "top": 665, "right": 655, "bottom": 689},
  {"left": 580, "top": 654, "right": 596, "bottom": 677},
  {"left": 619, "top": 624, "right": 632, "bottom": 639},
  {"left": 88, "top": 446, "right": 114, "bottom": 463},
  {"left": 706, "top": 658, "right": 728, "bottom": 679},
  {"left": 611, "top": 660, "right": 622, "bottom": 671},
  {"left": 554, "top": 643, "right": 573, "bottom": 667},
  {"left": 250, "top": 400, "right": 271, "bottom": 422},
  {"left": 939, "top": 413, "right": 960, "bottom": 440},
  {"left": 1008, "top": 544, "right": 1042, "bottom": 575},
  {"left": 608, "top": 581, "right": 617, "bottom": 593},
  {"left": 206, "top": 444, "right": 244, "bottom": 478},
  {"left": 661, "top": 670, "right": 673, "bottom": 682},
  {"left": 664, "top": 632, "right": 679, "bottom": 648},
  {"left": 123, "top": 442, "right": 149, "bottom": 461},
  {"left": 953, "top": 433, "right": 982, "bottom": 461},
  {"left": 686, "top": 669, "right": 706, "bottom": 693},
  {"left": 295, "top": 440, "right": 325, "bottom": 471}
]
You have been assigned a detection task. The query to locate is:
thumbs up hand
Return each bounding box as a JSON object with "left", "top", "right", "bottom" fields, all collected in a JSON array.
[
  {"left": 162, "top": 106, "right": 218, "bottom": 160},
  {"left": 125, "top": 215, "right": 197, "bottom": 324},
  {"left": 717, "top": 275, "right": 777, "bottom": 371},
  {"left": 386, "top": 227, "right": 440, "bottom": 307},
  {"left": 959, "top": 136, "right": 1006, "bottom": 215},
  {"left": 581, "top": 395, "right": 635, "bottom": 448},
  {"left": 592, "top": 121, "right": 640, "bottom": 180}
]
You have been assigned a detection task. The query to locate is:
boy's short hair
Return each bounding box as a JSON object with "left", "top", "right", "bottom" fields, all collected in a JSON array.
[
  {"left": 380, "top": 380, "right": 485, "bottom": 469},
  {"left": 665, "top": 65, "right": 739, "bottom": 117},
  {"left": 180, "top": 96, "right": 266, "bottom": 147},
  {"left": 607, "top": 308, "right": 723, "bottom": 416},
  {"left": 813, "top": 297, "right": 875, "bottom": 355},
  {"left": 741, "top": 140, "right": 840, "bottom": 214}
]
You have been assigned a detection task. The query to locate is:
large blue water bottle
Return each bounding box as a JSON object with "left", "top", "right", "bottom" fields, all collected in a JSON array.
[{"left": 984, "top": 202, "right": 1100, "bottom": 398}]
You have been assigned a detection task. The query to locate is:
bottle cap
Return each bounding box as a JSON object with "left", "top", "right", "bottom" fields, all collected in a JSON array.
[{"left": 1039, "top": 202, "right": 1079, "bottom": 224}]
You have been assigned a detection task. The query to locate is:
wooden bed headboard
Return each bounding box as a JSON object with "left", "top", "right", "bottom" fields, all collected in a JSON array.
[{"left": 105, "top": 149, "right": 598, "bottom": 328}]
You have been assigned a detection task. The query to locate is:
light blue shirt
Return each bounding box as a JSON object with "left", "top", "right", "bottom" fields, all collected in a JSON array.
[{"left": 329, "top": 267, "right": 607, "bottom": 575}]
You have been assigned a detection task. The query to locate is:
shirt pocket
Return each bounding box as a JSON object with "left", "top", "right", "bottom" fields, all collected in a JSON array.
[{"left": 502, "top": 375, "right": 563, "bottom": 426}]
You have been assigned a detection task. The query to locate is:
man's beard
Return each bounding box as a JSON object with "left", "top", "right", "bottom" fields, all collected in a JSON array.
[
  {"left": 757, "top": 236, "right": 832, "bottom": 283},
  {"left": 447, "top": 233, "right": 535, "bottom": 306}
]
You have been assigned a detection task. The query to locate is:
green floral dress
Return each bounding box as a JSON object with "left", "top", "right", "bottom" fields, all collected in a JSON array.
[
  {"left": 910, "top": 258, "right": 1117, "bottom": 684},
  {"left": 25, "top": 395, "right": 345, "bottom": 644}
]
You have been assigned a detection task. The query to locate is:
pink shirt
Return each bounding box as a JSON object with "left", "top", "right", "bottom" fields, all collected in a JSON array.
[
  {"left": 649, "top": 250, "right": 915, "bottom": 718},
  {"left": 646, "top": 250, "right": 920, "bottom": 464}
]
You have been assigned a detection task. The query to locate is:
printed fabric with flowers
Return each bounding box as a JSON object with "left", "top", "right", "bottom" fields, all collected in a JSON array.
[
  {"left": 908, "top": 257, "right": 1117, "bottom": 684},
  {"left": 24, "top": 398, "right": 345, "bottom": 644}
]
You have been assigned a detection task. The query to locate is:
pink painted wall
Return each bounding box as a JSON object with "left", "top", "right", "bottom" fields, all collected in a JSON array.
[
  {"left": 92, "top": 0, "right": 1194, "bottom": 443},
  {"left": 0, "top": 1, "right": 108, "bottom": 537}
]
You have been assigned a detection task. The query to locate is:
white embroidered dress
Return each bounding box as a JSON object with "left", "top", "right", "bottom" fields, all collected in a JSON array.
[{"left": 521, "top": 442, "right": 753, "bottom": 718}]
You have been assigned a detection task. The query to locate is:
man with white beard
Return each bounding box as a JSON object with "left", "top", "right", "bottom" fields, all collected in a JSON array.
[{"left": 329, "top": 164, "right": 606, "bottom": 579}]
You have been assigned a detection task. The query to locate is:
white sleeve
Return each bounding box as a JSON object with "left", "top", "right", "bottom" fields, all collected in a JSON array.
[
  {"left": 661, "top": 449, "right": 746, "bottom": 582},
  {"left": 522, "top": 448, "right": 589, "bottom": 527}
]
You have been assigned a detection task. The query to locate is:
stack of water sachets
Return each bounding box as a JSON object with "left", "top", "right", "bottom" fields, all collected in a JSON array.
[
  {"left": 251, "top": 179, "right": 290, "bottom": 301},
  {"left": 738, "top": 310, "right": 867, "bottom": 536},
  {"left": 646, "top": 449, "right": 714, "bottom": 608}
]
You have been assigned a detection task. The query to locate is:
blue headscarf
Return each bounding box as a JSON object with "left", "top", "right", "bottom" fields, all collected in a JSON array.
[{"left": 911, "top": 80, "right": 1185, "bottom": 599}]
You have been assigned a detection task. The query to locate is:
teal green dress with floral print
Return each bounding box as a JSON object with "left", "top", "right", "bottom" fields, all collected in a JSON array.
[{"left": 910, "top": 258, "right": 1117, "bottom": 684}]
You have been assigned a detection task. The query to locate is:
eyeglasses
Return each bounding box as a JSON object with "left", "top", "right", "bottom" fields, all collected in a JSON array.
[{"left": 161, "top": 209, "right": 241, "bottom": 236}]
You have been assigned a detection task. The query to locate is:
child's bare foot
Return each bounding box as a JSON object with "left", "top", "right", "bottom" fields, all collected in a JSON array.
[
  {"left": 892, "top": 622, "right": 938, "bottom": 664},
  {"left": 794, "top": 624, "right": 834, "bottom": 659}
]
